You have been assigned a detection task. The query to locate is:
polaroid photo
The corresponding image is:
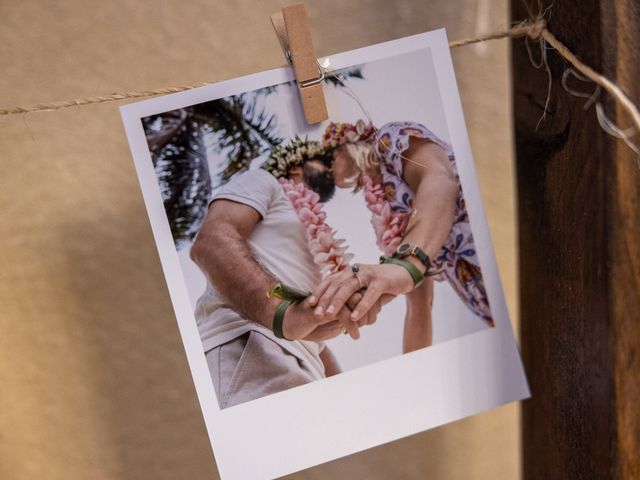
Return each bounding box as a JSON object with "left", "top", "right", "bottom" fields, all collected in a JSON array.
[{"left": 121, "top": 28, "right": 529, "bottom": 480}]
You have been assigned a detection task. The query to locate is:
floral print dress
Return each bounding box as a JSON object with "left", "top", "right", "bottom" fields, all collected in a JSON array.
[{"left": 374, "top": 121, "right": 494, "bottom": 327}]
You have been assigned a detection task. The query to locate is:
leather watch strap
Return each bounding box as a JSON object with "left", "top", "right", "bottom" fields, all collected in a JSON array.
[
  {"left": 379, "top": 255, "right": 424, "bottom": 288},
  {"left": 413, "top": 248, "right": 432, "bottom": 271}
]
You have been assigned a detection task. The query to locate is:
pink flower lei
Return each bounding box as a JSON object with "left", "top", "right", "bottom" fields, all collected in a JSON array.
[
  {"left": 322, "top": 121, "right": 409, "bottom": 256},
  {"left": 279, "top": 175, "right": 408, "bottom": 274},
  {"left": 362, "top": 176, "right": 409, "bottom": 256},
  {"left": 279, "top": 178, "right": 353, "bottom": 275}
]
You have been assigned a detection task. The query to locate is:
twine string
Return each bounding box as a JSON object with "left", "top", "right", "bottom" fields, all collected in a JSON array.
[
  {"left": 524, "top": 32, "right": 553, "bottom": 130},
  {"left": 561, "top": 69, "right": 601, "bottom": 110},
  {"left": 561, "top": 68, "right": 639, "bottom": 165},
  {"left": 595, "top": 104, "right": 640, "bottom": 167},
  {"left": 539, "top": 27, "right": 640, "bottom": 134},
  {"left": 0, "top": 18, "right": 544, "bottom": 116},
  {"left": 1, "top": 84, "right": 209, "bottom": 116},
  {"left": 1, "top": 17, "right": 639, "bottom": 162}
]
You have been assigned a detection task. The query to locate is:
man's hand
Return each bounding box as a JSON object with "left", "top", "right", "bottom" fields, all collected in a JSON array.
[
  {"left": 308, "top": 264, "right": 412, "bottom": 322},
  {"left": 292, "top": 286, "right": 389, "bottom": 342},
  {"left": 289, "top": 288, "right": 386, "bottom": 342},
  {"left": 283, "top": 299, "right": 359, "bottom": 341},
  {"left": 346, "top": 290, "right": 382, "bottom": 328}
]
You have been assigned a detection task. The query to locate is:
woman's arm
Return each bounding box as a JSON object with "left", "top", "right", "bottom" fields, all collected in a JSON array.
[
  {"left": 309, "top": 138, "right": 458, "bottom": 322},
  {"left": 191, "top": 200, "right": 278, "bottom": 328},
  {"left": 403, "top": 276, "right": 434, "bottom": 353},
  {"left": 398, "top": 137, "right": 458, "bottom": 270}
]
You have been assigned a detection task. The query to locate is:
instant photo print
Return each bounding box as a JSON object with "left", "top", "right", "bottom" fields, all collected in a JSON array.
[{"left": 121, "top": 29, "right": 529, "bottom": 480}]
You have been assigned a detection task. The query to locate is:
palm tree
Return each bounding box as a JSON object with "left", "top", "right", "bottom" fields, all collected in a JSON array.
[{"left": 143, "top": 68, "right": 364, "bottom": 249}]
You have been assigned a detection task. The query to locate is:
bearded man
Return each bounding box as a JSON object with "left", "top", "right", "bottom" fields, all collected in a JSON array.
[{"left": 190, "top": 138, "right": 378, "bottom": 409}]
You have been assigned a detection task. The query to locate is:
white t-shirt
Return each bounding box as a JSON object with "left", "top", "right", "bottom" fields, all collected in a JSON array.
[{"left": 194, "top": 168, "right": 325, "bottom": 379}]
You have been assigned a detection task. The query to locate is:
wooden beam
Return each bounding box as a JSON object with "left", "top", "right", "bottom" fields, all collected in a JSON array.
[{"left": 511, "top": 1, "right": 640, "bottom": 479}]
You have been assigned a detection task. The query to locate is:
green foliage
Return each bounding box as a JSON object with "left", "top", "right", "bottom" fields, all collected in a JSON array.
[{"left": 147, "top": 119, "right": 211, "bottom": 250}]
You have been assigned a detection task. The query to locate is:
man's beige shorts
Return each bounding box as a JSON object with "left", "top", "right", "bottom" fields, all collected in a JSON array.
[{"left": 206, "top": 331, "right": 319, "bottom": 409}]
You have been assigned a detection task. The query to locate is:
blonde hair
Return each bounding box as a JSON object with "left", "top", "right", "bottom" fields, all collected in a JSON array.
[{"left": 339, "top": 141, "right": 380, "bottom": 192}]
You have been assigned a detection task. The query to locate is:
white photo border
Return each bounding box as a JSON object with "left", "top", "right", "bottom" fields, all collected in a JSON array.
[{"left": 121, "top": 29, "right": 530, "bottom": 480}]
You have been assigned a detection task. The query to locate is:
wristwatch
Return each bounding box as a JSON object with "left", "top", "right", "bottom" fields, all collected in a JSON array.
[{"left": 395, "top": 243, "right": 432, "bottom": 272}]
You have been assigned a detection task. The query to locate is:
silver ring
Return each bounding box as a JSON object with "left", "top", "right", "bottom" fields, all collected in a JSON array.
[{"left": 353, "top": 272, "right": 364, "bottom": 290}]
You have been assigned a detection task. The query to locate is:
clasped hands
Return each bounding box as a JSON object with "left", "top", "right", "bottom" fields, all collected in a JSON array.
[{"left": 281, "top": 263, "right": 415, "bottom": 341}]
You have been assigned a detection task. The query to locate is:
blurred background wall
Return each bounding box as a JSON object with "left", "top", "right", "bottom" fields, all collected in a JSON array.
[{"left": 0, "top": 1, "right": 519, "bottom": 478}]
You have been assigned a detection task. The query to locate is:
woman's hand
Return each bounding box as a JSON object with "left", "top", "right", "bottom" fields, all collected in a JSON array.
[
  {"left": 308, "top": 264, "right": 414, "bottom": 322},
  {"left": 283, "top": 283, "right": 391, "bottom": 342},
  {"left": 283, "top": 298, "right": 360, "bottom": 341}
]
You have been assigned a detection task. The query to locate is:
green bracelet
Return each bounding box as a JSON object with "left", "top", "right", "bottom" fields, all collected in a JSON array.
[
  {"left": 379, "top": 255, "right": 424, "bottom": 288},
  {"left": 268, "top": 282, "right": 311, "bottom": 341},
  {"left": 273, "top": 299, "right": 294, "bottom": 340},
  {"left": 267, "top": 282, "right": 310, "bottom": 301}
]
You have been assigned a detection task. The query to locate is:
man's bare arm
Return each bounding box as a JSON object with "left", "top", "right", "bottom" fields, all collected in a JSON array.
[
  {"left": 190, "top": 199, "right": 353, "bottom": 339},
  {"left": 190, "top": 199, "right": 279, "bottom": 329}
]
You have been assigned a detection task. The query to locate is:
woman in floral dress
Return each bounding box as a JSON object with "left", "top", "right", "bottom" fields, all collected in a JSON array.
[{"left": 312, "top": 120, "right": 493, "bottom": 352}]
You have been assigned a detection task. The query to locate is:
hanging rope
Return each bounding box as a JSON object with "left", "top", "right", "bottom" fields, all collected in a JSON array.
[{"left": 1, "top": 17, "right": 638, "bottom": 158}]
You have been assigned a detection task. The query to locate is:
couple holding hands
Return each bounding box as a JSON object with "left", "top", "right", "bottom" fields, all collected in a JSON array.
[{"left": 190, "top": 120, "right": 493, "bottom": 409}]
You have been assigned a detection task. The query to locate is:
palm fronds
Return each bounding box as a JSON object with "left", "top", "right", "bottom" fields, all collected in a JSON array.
[{"left": 142, "top": 69, "right": 365, "bottom": 249}]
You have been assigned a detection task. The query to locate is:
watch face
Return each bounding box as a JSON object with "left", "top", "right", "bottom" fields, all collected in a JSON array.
[{"left": 397, "top": 243, "right": 411, "bottom": 255}]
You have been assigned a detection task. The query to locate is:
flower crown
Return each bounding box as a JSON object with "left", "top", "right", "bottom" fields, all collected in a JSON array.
[
  {"left": 263, "top": 137, "right": 330, "bottom": 179},
  {"left": 322, "top": 119, "right": 376, "bottom": 149}
]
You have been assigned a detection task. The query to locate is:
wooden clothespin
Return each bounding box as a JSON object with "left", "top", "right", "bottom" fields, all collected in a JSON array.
[{"left": 271, "top": 3, "right": 328, "bottom": 124}]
